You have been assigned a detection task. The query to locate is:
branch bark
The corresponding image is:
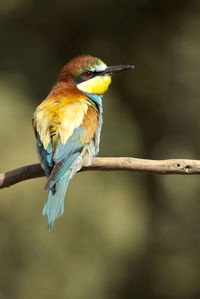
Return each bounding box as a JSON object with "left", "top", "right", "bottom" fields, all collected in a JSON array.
[{"left": 1, "top": 157, "right": 200, "bottom": 189}]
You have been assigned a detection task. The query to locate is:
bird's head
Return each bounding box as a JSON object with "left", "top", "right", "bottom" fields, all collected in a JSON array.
[{"left": 58, "top": 55, "right": 134, "bottom": 96}]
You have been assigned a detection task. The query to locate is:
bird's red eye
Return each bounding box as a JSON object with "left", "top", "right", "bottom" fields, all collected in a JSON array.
[{"left": 85, "top": 71, "right": 93, "bottom": 77}]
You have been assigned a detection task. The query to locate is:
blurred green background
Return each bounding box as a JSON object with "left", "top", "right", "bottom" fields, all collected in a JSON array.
[{"left": 1, "top": 0, "right": 200, "bottom": 298}]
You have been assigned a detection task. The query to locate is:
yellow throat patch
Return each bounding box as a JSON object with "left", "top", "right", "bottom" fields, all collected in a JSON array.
[{"left": 77, "top": 75, "right": 112, "bottom": 95}]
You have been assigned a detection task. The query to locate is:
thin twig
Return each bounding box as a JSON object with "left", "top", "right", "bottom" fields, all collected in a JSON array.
[{"left": 1, "top": 157, "right": 200, "bottom": 189}]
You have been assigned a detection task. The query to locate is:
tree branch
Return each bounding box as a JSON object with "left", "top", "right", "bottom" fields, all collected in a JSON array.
[{"left": 1, "top": 157, "right": 200, "bottom": 189}]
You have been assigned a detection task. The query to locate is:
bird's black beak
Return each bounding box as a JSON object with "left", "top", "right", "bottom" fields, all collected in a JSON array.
[{"left": 100, "top": 65, "right": 134, "bottom": 76}]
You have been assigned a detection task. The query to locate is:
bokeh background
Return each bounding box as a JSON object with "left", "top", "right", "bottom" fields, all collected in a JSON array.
[{"left": 1, "top": 0, "right": 200, "bottom": 298}]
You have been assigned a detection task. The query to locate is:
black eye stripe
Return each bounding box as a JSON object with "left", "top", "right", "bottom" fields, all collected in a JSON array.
[{"left": 73, "top": 70, "right": 98, "bottom": 84}]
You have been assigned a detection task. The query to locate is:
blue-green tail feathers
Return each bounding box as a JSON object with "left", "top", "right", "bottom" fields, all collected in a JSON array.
[
  {"left": 43, "top": 170, "right": 71, "bottom": 230},
  {"left": 43, "top": 152, "right": 80, "bottom": 229},
  {"left": 39, "top": 125, "right": 88, "bottom": 229}
]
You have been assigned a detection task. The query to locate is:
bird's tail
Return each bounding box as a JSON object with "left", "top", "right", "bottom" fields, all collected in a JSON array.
[{"left": 43, "top": 170, "right": 71, "bottom": 230}]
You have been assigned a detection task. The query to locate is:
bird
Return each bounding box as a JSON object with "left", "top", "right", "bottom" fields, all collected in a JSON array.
[{"left": 33, "top": 55, "right": 134, "bottom": 230}]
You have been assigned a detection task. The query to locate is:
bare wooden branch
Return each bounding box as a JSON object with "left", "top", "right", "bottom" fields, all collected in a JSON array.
[{"left": 1, "top": 157, "right": 200, "bottom": 189}]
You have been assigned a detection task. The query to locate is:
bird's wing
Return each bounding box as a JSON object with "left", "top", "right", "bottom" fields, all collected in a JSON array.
[
  {"left": 46, "top": 104, "right": 99, "bottom": 190},
  {"left": 33, "top": 97, "right": 99, "bottom": 188}
]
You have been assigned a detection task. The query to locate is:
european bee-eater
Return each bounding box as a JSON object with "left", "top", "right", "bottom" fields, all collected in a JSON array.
[{"left": 33, "top": 55, "right": 134, "bottom": 229}]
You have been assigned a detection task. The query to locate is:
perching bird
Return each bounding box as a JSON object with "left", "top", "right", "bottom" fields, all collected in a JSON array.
[{"left": 33, "top": 55, "right": 134, "bottom": 229}]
